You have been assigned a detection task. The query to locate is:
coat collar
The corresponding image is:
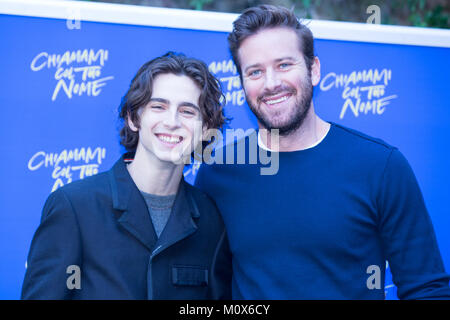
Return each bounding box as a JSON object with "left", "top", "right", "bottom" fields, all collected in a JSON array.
[{"left": 108, "top": 153, "right": 200, "bottom": 252}]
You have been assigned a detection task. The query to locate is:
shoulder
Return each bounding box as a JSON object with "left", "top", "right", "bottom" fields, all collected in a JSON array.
[
  {"left": 184, "top": 181, "right": 218, "bottom": 210},
  {"left": 59, "top": 171, "right": 109, "bottom": 193},
  {"left": 184, "top": 181, "right": 223, "bottom": 222},
  {"left": 48, "top": 171, "right": 111, "bottom": 207},
  {"left": 332, "top": 123, "right": 395, "bottom": 151},
  {"left": 329, "top": 123, "right": 416, "bottom": 181},
  {"left": 330, "top": 122, "right": 398, "bottom": 159}
]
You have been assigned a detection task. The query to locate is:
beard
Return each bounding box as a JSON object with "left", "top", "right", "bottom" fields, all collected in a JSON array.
[{"left": 247, "top": 75, "right": 314, "bottom": 137}]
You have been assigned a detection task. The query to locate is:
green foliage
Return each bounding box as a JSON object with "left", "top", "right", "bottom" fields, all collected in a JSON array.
[
  {"left": 406, "top": 0, "right": 449, "bottom": 28},
  {"left": 302, "top": 0, "right": 312, "bottom": 19},
  {"left": 189, "top": 0, "right": 213, "bottom": 11},
  {"left": 423, "top": 5, "right": 449, "bottom": 28}
]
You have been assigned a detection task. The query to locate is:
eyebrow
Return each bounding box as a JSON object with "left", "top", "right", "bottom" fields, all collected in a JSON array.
[
  {"left": 149, "top": 97, "right": 200, "bottom": 110},
  {"left": 275, "top": 57, "right": 297, "bottom": 63},
  {"left": 243, "top": 57, "right": 298, "bottom": 73}
]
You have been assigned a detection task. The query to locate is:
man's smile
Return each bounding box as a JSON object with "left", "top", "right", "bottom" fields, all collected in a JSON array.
[{"left": 155, "top": 133, "right": 183, "bottom": 146}]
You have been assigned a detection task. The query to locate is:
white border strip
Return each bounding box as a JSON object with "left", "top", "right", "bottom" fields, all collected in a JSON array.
[{"left": 1, "top": 0, "right": 449, "bottom": 48}]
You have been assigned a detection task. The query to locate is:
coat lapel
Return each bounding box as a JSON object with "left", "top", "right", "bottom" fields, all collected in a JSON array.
[
  {"left": 152, "top": 180, "right": 200, "bottom": 257},
  {"left": 109, "top": 155, "right": 157, "bottom": 251},
  {"left": 108, "top": 155, "right": 201, "bottom": 256}
]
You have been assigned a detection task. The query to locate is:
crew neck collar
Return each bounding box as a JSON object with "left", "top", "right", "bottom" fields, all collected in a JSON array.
[{"left": 257, "top": 122, "right": 333, "bottom": 152}]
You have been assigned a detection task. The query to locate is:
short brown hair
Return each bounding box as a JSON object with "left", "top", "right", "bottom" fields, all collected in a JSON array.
[
  {"left": 119, "top": 52, "right": 226, "bottom": 152},
  {"left": 228, "top": 5, "right": 315, "bottom": 76}
]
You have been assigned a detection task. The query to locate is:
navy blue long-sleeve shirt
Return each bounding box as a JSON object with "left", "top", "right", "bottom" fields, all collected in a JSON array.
[{"left": 195, "top": 122, "right": 450, "bottom": 299}]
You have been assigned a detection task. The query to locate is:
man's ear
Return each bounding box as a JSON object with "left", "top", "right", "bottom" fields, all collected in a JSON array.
[
  {"left": 311, "top": 56, "right": 321, "bottom": 87},
  {"left": 127, "top": 112, "right": 139, "bottom": 132}
]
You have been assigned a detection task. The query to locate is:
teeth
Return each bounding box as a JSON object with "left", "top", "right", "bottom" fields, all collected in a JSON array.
[
  {"left": 157, "top": 135, "right": 181, "bottom": 143},
  {"left": 265, "top": 95, "right": 289, "bottom": 105}
]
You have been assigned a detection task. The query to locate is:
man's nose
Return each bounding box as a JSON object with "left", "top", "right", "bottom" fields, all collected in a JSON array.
[
  {"left": 264, "top": 68, "right": 281, "bottom": 92},
  {"left": 163, "top": 110, "right": 181, "bottom": 129}
]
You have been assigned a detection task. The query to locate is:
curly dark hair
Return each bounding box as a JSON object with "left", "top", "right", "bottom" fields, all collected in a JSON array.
[
  {"left": 228, "top": 5, "right": 315, "bottom": 77},
  {"left": 119, "top": 52, "right": 226, "bottom": 152}
]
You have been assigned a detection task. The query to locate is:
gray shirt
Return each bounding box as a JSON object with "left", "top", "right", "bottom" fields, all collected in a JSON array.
[{"left": 140, "top": 191, "right": 176, "bottom": 238}]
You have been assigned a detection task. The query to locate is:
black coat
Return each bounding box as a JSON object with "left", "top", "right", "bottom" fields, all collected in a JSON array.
[{"left": 21, "top": 155, "right": 231, "bottom": 299}]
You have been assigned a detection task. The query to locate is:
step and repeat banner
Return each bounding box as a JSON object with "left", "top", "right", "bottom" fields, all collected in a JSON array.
[{"left": 0, "top": 0, "right": 449, "bottom": 299}]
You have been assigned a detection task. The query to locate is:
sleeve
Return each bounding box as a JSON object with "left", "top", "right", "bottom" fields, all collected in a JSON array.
[
  {"left": 21, "top": 189, "right": 82, "bottom": 300},
  {"left": 377, "top": 148, "right": 450, "bottom": 299}
]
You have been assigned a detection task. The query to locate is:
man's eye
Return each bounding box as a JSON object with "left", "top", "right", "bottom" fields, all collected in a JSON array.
[
  {"left": 151, "top": 105, "right": 164, "bottom": 110},
  {"left": 180, "top": 108, "right": 196, "bottom": 116},
  {"left": 279, "top": 63, "right": 292, "bottom": 69},
  {"left": 248, "top": 70, "right": 262, "bottom": 77}
]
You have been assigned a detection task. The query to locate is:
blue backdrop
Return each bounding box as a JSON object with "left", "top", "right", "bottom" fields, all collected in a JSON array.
[{"left": 0, "top": 12, "right": 449, "bottom": 299}]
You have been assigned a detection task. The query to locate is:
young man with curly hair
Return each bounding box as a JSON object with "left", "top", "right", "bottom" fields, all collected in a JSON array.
[{"left": 22, "top": 52, "right": 231, "bottom": 300}]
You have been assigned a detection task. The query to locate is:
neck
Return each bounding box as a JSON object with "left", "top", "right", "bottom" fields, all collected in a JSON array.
[
  {"left": 127, "top": 147, "right": 184, "bottom": 195},
  {"left": 260, "top": 102, "right": 330, "bottom": 152}
]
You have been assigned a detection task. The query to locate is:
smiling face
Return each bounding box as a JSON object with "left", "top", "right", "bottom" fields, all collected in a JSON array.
[
  {"left": 129, "top": 73, "right": 203, "bottom": 165},
  {"left": 238, "top": 27, "right": 320, "bottom": 136}
]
